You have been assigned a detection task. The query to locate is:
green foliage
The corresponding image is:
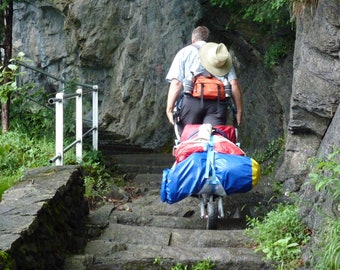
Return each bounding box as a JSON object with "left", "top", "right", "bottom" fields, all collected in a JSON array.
[
  {"left": 0, "top": 52, "right": 25, "bottom": 103},
  {"left": 306, "top": 149, "right": 340, "bottom": 269},
  {"left": 209, "top": 0, "right": 233, "bottom": 6},
  {"left": 0, "top": 171, "right": 23, "bottom": 201},
  {"left": 10, "top": 62, "right": 84, "bottom": 140},
  {"left": 0, "top": 129, "right": 120, "bottom": 206},
  {"left": 10, "top": 86, "right": 54, "bottom": 139},
  {"left": 153, "top": 257, "right": 215, "bottom": 270},
  {"left": 82, "top": 160, "right": 110, "bottom": 200},
  {"left": 312, "top": 219, "right": 340, "bottom": 270},
  {"left": 0, "top": 251, "right": 13, "bottom": 270},
  {"left": 0, "top": 52, "right": 111, "bottom": 203},
  {"left": 0, "top": 130, "right": 54, "bottom": 199},
  {"left": 308, "top": 148, "right": 340, "bottom": 201},
  {"left": 209, "top": 0, "right": 293, "bottom": 32},
  {"left": 190, "top": 258, "right": 215, "bottom": 270},
  {"left": 264, "top": 40, "right": 291, "bottom": 68},
  {"left": 246, "top": 204, "right": 310, "bottom": 269},
  {"left": 253, "top": 137, "right": 285, "bottom": 175},
  {"left": 242, "top": 0, "right": 292, "bottom": 26},
  {"left": 272, "top": 182, "right": 283, "bottom": 195},
  {"left": 0, "top": 131, "right": 53, "bottom": 172},
  {"left": 0, "top": 51, "right": 55, "bottom": 138},
  {"left": 0, "top": 0, "right": 13, "bottom": 10},
  {"left": 153, "top": 257, "right": 162, "bottom": 265},
  {"left": 171, "top": 263, "right": 189, "bottom": 270},
  {"left": 80, "top": 150, "right": 125, "bottom": 208},
  {"left": 209, "top": 0, "right": 295, "bottom": 68}
]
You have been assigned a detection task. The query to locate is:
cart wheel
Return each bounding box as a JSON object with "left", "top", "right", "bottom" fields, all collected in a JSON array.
[{"left": 207, "top": 200, "right": 218, "bottom": 230}]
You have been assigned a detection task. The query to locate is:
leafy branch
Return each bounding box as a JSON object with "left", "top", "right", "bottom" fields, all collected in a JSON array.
[
  {"left": 308, "top": 148, "right": 340, "bottom": 201},
  {"left": 0, "top": 52, "right": 25, "bottom": 103}
]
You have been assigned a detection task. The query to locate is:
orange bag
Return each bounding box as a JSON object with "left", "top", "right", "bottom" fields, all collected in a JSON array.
[{"left": 192, "top": 75, "right": 226, "bottom": 100}]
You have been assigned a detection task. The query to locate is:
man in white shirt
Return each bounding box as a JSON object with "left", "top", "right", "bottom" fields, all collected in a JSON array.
[{"left": 166, "top": 26, "right": 243, "bottom": 135}]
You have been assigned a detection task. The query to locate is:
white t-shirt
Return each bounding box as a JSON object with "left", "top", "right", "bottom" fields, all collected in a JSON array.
[{"left": 166, "top": 41, "right": 237, "bottom": 85}]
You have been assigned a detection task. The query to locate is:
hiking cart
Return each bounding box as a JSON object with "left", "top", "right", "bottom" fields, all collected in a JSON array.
[
  {"left": 197, "top": 172, "right": 227, "bottom": 230},
  {"left": 174, "top": 123, "right": 242, "bottom": 230},
  {"left": 161, "top": 104, "right": 260, "bottom": 230}
]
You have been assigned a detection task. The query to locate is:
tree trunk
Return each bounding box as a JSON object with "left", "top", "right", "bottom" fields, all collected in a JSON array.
[
  {"left": 1, "top": 101, "right": 9, "bottom": 132},
  {"left": 0, "top": 1, "right": 13, "bottom": 132}
]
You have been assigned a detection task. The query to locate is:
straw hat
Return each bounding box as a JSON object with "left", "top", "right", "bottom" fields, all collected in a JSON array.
[{"left": 199, "top": 42, "right": 232, "bottom": 76}]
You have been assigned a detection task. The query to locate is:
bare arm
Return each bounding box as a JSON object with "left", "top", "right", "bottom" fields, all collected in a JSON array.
[
  {"left": 166, "top": 79, "right": 183, "bottom": 125},
  {"left": 230, "top": 79, "right": 243, "bottom": 126},
  {"left": 166, "top": 79, "right": 182, "bottom": 125}
]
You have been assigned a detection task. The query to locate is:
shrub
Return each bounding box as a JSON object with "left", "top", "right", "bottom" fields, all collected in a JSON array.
[
  {"left": 0, "top": 130, "right": 54, "bottom": 199},
  {"left": 153, "top": 257, "right": 216, "bottom": 270},
  {"left": 312, "top": 218, "right": 340, "bottom": 270},
  {"left": 246, "top": 204, "right": 310, "bottom": 269},
  {"left": 308, "top": 148, "right": 340, "bottom": 201},
  {"left": 307, "top": 149, "right": 340, "bottom": 269},
  {"left": 252, "top": 136, "right": 285, "bottom": 175}
]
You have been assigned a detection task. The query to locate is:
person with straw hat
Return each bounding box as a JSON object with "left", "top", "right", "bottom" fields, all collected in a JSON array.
[{"left": 166, "top": 26, "right": 243, "bottom": 136}]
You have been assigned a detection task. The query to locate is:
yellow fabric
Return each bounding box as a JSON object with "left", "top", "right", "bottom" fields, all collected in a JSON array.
[{"left": 251, "top": 158, "right": 261, "bottom": 187}]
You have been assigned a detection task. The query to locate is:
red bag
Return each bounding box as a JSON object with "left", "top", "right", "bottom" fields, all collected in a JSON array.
[
  {"left": 174, "top": 124, "right": 244, "bottom": 163},
  {"left": 180, "top": 124, "right": 236, "bottom": 144},
  {"left": 174, "top": 137, "right": 244, "bottom": 163}
]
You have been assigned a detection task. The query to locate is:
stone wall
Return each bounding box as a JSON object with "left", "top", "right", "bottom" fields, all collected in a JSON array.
[{"left": 0, "top": 166, "right": 89, "bottom": 270}]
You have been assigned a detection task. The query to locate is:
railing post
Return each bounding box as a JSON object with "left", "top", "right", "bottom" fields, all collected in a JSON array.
[
  {"left": 16, "top": 61, "right": 99, "bottom": 166},
  {"left": 76, "top": 88, "right": 83, "bottom": 163},
  {"left": 55, "top": 92, "right": 64, "bottom": 166},
  {"left": 92, "top": 85, "right": 98, "bottom": 150}
]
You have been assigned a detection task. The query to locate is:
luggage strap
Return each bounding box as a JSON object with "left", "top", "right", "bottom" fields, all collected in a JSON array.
[{"left": 204, "top": 136, "right": 218, "bottom": 192}]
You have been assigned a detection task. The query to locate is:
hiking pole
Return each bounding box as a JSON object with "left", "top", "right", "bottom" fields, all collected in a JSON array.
[
  {"left": 232, "top": 108, "right": 240, "bottom": 148},
  {"left": 173, "top": 108, "right": 181, "bottom": 145},
  {"left": 228, "top": 98, "right": 240, "bottom": 147},
  {"left": 173, "top": 93, "right": 184, "bottom": 145}
]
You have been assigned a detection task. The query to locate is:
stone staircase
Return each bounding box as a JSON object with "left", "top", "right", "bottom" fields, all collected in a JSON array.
[{"left": 64, "top": 131, "right": 273, "bottom": 270}]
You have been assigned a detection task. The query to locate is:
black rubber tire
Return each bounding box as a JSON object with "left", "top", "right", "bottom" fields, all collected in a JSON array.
[{"left": 207, "top": 201, "right": 218, "bottom": 230}]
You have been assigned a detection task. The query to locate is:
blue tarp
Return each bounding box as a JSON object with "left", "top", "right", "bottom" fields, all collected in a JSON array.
[{"left": 161, "top": 151, "right": 260, "bottom": 204}]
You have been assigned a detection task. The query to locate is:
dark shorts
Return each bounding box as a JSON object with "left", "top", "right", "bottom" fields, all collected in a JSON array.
[{"left": 177, "top": 94, "right": 228, "bottom": 135}]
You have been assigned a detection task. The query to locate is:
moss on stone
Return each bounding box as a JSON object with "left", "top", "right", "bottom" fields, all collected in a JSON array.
[{"left": 0, "top": 251, "right": 14, "bottom": 270}]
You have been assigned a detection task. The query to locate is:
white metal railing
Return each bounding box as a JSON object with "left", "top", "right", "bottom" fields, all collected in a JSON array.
[
  {"left": 16, "top": 61, "right": 99, "bottom": 166},
  {"left": 48, "top": 85, "right": 99, "bottom": 166}
]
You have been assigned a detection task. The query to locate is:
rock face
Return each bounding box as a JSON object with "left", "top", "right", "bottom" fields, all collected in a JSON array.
[
  {"left": 12, "top": 0, "right": 288, "bottom": 152},
  {"left": 276, "top": 0, "right": 340, "bottom": 187},
  {"left": 276, "top": 0, "right": 340, "bottom": 261}
]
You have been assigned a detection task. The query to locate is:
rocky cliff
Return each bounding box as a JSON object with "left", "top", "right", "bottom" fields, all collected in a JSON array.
[
  {"left": 12, "top": 0, "right": 288, "bottom": 152},
  {"left": 277, "top": 0, "right": 340, "bottom": 264},
  {"left": 277, "top": 0, "right": 339, "bottom": 186}
]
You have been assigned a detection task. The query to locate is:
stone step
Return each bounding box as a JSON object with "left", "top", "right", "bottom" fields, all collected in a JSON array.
[
  {"left": 99, "top": 143, "right": 154, "bottom": 155},
  {"left": 63, "top": 165, "right": 273, "bottom": 270},
  {"left": 111, "top": 153, "right": 175, "bottom": 166},
  {"left": 65, "top": 245, "right": 271, "bottom": 270},
  {"left": 96, "top": 130, "right": 174, "bottom": 172},
  {"left": 66, "top": 136, "right": 274, "bottom": 270},
  {"left": 110, "top": 153, "right": 175, "bottom": 175},
  {"left": 85, "top": 128, "right": 155, "bottom": 155},
  {"left": 98, "top": 223, "right": 249, "bottom": 248},
  {"left": 65, "top": 223, "right": 272, "bottom": 270}
]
